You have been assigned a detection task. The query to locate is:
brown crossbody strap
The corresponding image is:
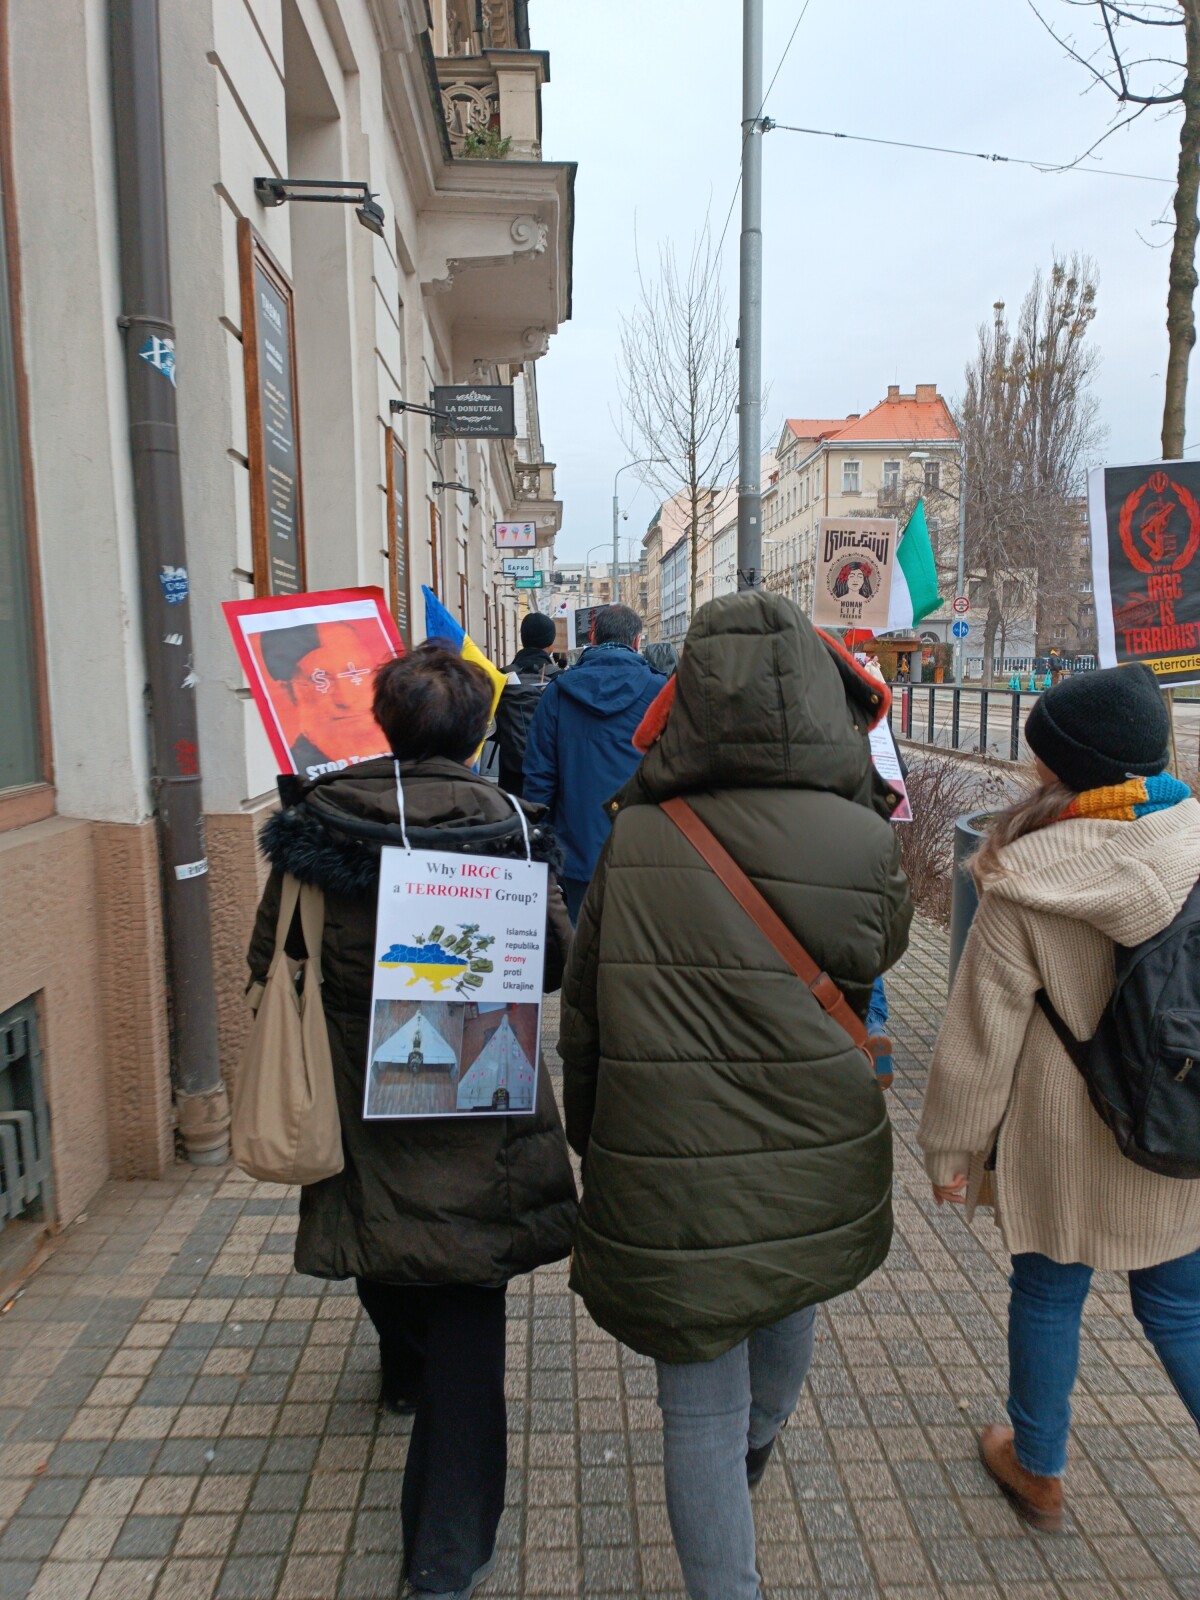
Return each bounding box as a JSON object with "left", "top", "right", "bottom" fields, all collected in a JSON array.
[{"left": 658, "top": 796, "right": 870, "bottom": 1056}]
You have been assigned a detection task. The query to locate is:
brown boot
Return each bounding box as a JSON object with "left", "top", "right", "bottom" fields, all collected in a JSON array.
[{"left": 979, "top": 1425, "right": 1064, "bottom": 1533}]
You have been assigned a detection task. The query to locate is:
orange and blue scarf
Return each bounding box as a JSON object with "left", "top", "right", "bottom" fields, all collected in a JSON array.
[{"left": 1060, "top": 772, "right": 1191, "bottom": 823}]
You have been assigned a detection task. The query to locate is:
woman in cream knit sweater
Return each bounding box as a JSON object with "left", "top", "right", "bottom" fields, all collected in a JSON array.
[{"left": 919, "top": 663, "right": 1200, "bottom": 1532}]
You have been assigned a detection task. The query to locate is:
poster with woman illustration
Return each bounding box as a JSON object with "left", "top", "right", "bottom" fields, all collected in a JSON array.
[{"left": 812, "top": 517, "right": 897, "bottom": 632}]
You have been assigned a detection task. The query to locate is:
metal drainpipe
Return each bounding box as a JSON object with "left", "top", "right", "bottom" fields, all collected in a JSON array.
[{"left": 109, "top": 0, "right": 230, "bottom": 1164}]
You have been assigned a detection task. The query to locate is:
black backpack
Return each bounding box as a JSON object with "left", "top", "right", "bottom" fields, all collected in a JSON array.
[
  {"left": 1036, "top": 878, "right": 1200, "bottom": 1178},
  {"left": 492, "top": 663, "right": 556, "bottom": 788}
]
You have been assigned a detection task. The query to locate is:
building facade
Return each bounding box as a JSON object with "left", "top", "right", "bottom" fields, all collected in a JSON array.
[
  {"left": 763, "top": 386, "right": 961, "bottom": 630},
  {"left": 0, "top": 0, "right": 572, "bottom": 1261}
]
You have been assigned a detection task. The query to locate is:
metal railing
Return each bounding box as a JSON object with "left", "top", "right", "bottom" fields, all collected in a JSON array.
[
  {"left": 890, "top": 685, "right": 1036, "bottom": 764},
  {"left": 962, "top": 654, "right": 1096, "bottom": 681}
]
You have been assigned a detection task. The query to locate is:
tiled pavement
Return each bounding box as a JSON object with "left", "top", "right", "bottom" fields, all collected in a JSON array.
[{"left": 4, "top": 919, "right": 1200, "bottom": 1600}]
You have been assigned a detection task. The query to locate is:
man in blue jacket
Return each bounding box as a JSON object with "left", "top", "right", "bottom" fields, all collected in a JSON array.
[{"left": 523, "top": 604, "right": 665, "bottom": 922}]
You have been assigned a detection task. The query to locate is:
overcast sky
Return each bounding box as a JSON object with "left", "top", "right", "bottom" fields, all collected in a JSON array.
[{"left": 529, "top": 0, "right": 1192, "bottom": 564}]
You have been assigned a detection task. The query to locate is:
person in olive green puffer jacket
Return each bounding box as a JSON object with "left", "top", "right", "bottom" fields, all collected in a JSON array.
[{"left": 559, "top": 590, "right": 911, "bottom": 1600}]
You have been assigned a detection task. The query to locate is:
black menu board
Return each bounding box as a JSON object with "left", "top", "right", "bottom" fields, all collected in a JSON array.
[{"left": 238, "top": 221, "right": 305, "bottom": 596}]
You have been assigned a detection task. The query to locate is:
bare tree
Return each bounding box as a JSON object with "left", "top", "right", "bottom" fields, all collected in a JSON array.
[
  {"left": 960, "top": 258, "right": 1104, "bottom": 680},
  {"left": 619, "top": 228, "right": 738, "bottom": 618},
  {"left": 1028, "top": 0, "right": 1200, "bottom": 456}
]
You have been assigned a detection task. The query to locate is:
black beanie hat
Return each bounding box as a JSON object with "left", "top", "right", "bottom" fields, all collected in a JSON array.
[
  {"left": 520, "top": 611, "right": 557, "bottom": 650},
  {"left": 1025, "top": 663, "right": 1170, "bottom": 793}
]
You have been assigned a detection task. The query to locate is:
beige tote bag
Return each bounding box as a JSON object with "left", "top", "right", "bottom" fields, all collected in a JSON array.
[{"left": 232, "top": 874, "right": 344, "bottom": 1186}]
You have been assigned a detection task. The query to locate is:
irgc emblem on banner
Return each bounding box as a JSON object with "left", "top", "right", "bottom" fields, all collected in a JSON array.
[{"left": 1089, "top": 460, "right": 1200, "bottom": 687}]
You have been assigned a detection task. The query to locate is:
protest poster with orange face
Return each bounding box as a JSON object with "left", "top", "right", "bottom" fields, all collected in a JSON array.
[{"left": 223, "top": 588, "right": 404, "bottom": 779}]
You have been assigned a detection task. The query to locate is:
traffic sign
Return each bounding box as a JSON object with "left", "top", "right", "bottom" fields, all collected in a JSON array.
[
  {"left": 515, "top": 572, "right": 545, "bottom": 590},
  {"left": 952, "top": 595, "right": 969, "bottom": 615},
  {"left": 952, "top": 620, "right": 970, "bottom": 639},
  {"left": 501, "top": 556, "right": 534, "bottom": 578}
]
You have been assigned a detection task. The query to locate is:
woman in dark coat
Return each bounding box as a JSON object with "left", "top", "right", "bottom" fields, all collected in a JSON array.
[
  {"left": 247, "top": 644, "right": 577, "bottom": 1600},
  {"left": 560, "top": 591, "right": 911, "bottom": 1600}
]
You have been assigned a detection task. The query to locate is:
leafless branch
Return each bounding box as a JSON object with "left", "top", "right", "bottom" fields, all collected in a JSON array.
[
  {"left": 1026, "top": 0, "right": 1186, "bottom": 100},
  {"left": 1038, "top": 101, "right": 1157, "bottom": 170},
  {"left": 619, "top": 221, "right": 739, "bottom": 622}
]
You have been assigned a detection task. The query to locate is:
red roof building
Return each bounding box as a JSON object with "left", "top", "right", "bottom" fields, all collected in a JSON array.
[{"left": 763, "top": 385, "right": 961, "bottom": 618}]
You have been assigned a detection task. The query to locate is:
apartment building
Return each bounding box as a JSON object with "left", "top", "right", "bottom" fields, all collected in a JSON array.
[{"left": 763, "top": 385, "right": 961, "bottom": 626}]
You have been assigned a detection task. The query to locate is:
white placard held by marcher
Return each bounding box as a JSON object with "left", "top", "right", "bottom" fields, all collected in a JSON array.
[
  {"left": 364, "top": 846, "right": 548, "bottom": 1119},
  {"left": 869, "top": 720, "right": 912, "bottom": 822}
]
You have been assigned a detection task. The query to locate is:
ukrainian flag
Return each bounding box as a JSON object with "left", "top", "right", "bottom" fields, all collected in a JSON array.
[{"left": 421, "top": 585, "right": 508, "bottom": 731}]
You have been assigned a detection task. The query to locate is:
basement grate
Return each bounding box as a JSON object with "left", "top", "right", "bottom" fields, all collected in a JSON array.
[{"left": 0, "top": 998, "right": 51, "bottom": 1231}]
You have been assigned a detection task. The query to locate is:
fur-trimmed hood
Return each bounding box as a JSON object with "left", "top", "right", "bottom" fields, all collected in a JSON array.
[{"left": 260, "top": 756, "right": 563, "bottom": 897}]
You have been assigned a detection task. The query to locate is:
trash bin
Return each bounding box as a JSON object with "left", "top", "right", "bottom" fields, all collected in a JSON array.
[{"left": 948, "top": 812, "right": 991, "bottom": 988}]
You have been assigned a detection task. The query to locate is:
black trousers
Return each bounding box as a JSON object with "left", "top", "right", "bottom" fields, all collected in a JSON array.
[{"left": 356, "top": 1279, "right": 507, "bottom": 1591}]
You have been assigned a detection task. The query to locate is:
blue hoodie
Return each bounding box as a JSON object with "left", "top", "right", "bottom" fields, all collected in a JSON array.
[{"left": 522, "top": 645, "right": 666, "bottom": 883}]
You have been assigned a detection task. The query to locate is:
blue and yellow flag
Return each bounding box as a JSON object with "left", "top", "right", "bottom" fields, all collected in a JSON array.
[{"left": 421, "top": 586, "right": 508, "bottom": 727}]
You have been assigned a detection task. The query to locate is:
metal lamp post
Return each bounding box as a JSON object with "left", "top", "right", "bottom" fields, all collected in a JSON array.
[{"left": 612, "top": 458, "right": 664, "bottom": 611}]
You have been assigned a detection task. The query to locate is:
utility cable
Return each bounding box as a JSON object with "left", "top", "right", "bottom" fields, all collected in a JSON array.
[{"left": 768, "top": 121, "right": 1173, "bottom": 185}]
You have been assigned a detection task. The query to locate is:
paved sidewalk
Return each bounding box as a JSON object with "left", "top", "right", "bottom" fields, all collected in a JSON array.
[{"left": 3, "top": 918, "right": 1200, "bottom": 1600}]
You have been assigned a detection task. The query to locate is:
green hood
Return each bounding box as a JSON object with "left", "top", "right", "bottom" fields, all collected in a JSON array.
[{"left": 630, "top": 591, "right": 895, "bottom": 818}]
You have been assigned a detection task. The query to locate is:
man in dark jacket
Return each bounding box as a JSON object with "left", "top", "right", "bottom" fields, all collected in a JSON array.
[
  {"left": 491, "top": 610, "right": 561, "bottom": 795},
  {"left": 559, "top": 592, "right": 911, "bottom": 1600},
  {"left": 523, "top": 603, "right": 664, "bottom": 921}
]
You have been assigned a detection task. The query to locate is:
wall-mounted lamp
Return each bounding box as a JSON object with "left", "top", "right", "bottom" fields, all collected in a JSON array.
[
  {"left": 433, "top": 479, "right": 479, "bottom": 508},
  {"left": 390, "top": 398, "right": 458, "bottom": 433},
  {"left": 254, "top": 177, "right": 385, "bottom": 238}
]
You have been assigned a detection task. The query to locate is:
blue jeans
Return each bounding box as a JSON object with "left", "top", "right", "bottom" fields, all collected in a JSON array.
[
  {"left": 1009, "top": 1248, "right": 1200, "bottom": 1476},
  {"left": 868, "top": 977, "right": 893, "bottom": 1081},
  {"left": 867, "top": 977, "right": 888, "bottom": 1034},
  {"left": 655, "top": 1307, "right": 817, "bottom": 1600}
]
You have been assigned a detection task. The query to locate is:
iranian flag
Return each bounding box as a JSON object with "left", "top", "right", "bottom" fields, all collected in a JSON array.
[{"left": 885, "top": 498, "right": 943, "bottom": 631}]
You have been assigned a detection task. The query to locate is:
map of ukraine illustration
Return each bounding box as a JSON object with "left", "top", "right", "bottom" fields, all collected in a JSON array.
[{"left": 378, "top": 942, "right": 467, "bottom": 992}]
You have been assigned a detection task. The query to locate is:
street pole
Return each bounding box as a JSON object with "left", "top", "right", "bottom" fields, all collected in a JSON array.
[
  {"left": 612, "top": 488, "right": 620, "bottom": 611},
  {"left": 955, "top": 439, "right": 967, "bottom": 684},
  {"left": 736, "top": 0, "right": 764, "bottom": 591}
]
